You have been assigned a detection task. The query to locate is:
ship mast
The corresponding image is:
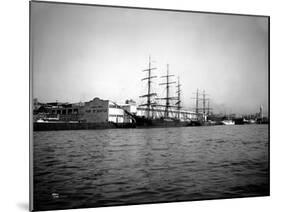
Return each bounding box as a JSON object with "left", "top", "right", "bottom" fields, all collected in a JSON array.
[
  {"left": 176, "top": 76, "right": 182, "bottom": 119},
  {"left": 207, "top": 99, "right": 210, "bottom": 115},
  {"left": 139, "top": 56, "right": 157, "bottom": 118},
  {"left": 203, "top": 89, "right": 206, "bottom": 118},
  {"left": 196, "top": 88, "right": 199, "bottom": 114},
  {"left": 192, "top": 89, "right": 211, "bottom": 121},
  {"left": 191, "top": 88, "right": 199, "bottom": 119},
  {"left": 157, "top": 64, "right": 176, "bottom": 118}
]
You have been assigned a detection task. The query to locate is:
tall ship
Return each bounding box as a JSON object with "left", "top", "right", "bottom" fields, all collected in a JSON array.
[{"left": 122, "top": 57, "right": 196, "bottom": 127}]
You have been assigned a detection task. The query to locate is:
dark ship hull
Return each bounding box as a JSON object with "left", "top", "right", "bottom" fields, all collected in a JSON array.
[{"left": 131, "top": 115, "right": 191, "bottom": 128}]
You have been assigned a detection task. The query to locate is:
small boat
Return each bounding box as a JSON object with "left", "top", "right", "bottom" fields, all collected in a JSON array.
[
  {"left": 248, "top": 119, "right": 256, "bottom": 124},
  {"left": 36, "top": 119, "right": 47, "bottom": 123},
  {"left": 221, "top": 120, "right": 235, "bottom": 125},
  {"left": 243, "top": 118, "right": 256, "bottom": 124}
]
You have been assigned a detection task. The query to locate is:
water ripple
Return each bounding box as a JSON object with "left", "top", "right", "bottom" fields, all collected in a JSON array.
[{"left": 33, "top": 125, "right": 269, "bottom": 210}]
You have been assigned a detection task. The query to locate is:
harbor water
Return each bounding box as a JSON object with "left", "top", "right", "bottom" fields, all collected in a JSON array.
[{"left": 33, "top": 124, "right": 269, "bottom": 210}]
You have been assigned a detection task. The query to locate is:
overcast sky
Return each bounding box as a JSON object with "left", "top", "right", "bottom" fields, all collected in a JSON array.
[{"left": 31, "top": 2, "right": 268, "bottom": 115}]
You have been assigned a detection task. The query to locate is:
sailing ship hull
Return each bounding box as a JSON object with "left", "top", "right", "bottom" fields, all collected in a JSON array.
[{"left": 132, "top": 115, "right": 191, "bottom": 128}]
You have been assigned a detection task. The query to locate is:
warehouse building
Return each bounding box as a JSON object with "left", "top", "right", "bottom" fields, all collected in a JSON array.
[
  {"left": 34, "top": 97, "right": 196, "bottom": 123},
  {"left": 33, "top": 100, "right": 84, "bottom": 122},
  {"left": 80, "top": 97, "right": 136, "bottom": 123}
]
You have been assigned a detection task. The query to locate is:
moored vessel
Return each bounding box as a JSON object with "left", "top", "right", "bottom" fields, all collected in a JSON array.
[
  {"left": 126, "top": 57, "right": 194, "bottom": 127},
  {"left": 221, "top": 119, "right": 235, "bottom": 125}
]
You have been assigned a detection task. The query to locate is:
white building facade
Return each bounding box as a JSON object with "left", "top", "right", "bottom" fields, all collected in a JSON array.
[{"left": 80, "top": 97, "right": 136, "bottom": 123}]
